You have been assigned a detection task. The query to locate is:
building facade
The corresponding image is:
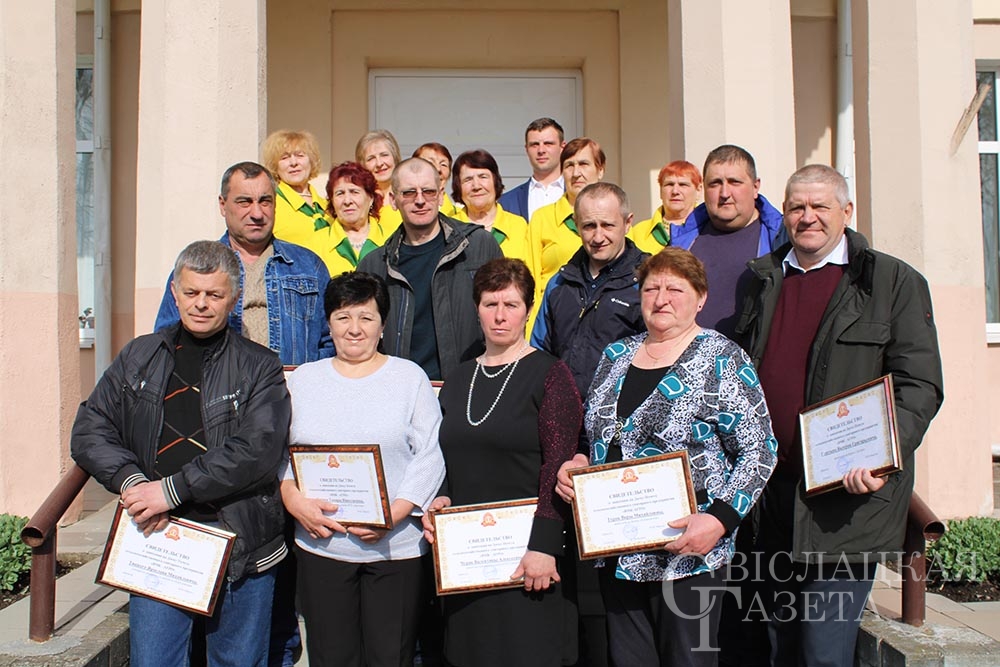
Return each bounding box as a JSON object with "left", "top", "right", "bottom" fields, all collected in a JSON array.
[{"left": 0, "top": 0, "right": 996, "bottom": 521}]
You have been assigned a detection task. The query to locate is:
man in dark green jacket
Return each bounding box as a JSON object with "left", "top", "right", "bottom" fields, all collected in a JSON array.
[{"left": 736, "top": 164, "right": 944, "bottom": 667}]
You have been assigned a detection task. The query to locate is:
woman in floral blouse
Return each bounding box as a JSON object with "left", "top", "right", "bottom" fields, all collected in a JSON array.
[{"left": 557, "top": 247, "right": 776, "bottom": 667}]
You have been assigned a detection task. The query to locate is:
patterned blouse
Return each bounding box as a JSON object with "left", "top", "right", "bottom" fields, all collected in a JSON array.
[{"left": 584, "top": 329, "right": 777, "bottom": 582}]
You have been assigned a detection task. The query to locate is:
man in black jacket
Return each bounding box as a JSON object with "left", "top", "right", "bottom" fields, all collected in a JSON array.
[
  {"left": 736, "top": 165, "right": 943, "bottom": 667},
  {"left": 358, "top": 157, "right": 502, "bottom": 381},
  {"left": 71, "top": 240, "right": 290, "bottom": 667},
  {"left": 530, "top": 181, "right": 648, "bottom": 398}
]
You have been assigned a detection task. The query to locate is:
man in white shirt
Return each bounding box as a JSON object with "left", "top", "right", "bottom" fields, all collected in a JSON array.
[{"left": 499, "top": 117, "right": 567, "bottom": 220}]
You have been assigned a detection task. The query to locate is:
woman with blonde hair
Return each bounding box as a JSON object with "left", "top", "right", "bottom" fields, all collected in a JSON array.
[
  {"left": 263, "top": 129, "right": 331, "bottom": 253},
  {"left": 356, "top": 129, "right": 403, "bottom": 233}
]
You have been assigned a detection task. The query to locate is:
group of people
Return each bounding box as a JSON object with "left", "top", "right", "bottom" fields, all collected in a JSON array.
[{"left": 69, "top": 115, "right": 945, "bottom": 667}]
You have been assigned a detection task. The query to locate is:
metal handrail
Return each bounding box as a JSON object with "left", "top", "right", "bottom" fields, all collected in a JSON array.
[
  {"left": 19, "top": 464, "right": 91, "bottom": 642},
  {"left": 900, "top": 492, "right": 945, "bottom": 627}
]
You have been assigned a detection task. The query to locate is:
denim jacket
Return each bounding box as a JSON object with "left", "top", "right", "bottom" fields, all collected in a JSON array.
[{"left": 154, "top": 235, "right": 333, "bottom": 365}]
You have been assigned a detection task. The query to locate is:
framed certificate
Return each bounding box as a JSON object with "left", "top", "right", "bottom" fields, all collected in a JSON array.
[
  {"left": 288, "top": 444, "right": 393, "bottom": 529},
  {"left": 799, "top": 374, "right": 901, "bottom": 496},
  {"left": 568, "top": 452, "right": 696, "bottom": 560},
  {"left": 96, "top": 504, "right": 235, "bottom": 616},
  {"left": 431, "top": 498, "right": 536, "bottom": 595}
]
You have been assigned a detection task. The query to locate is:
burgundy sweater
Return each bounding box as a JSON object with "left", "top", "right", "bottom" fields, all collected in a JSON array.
[{"left": 757, "top": 263, "right": 845, "bottom": 479}]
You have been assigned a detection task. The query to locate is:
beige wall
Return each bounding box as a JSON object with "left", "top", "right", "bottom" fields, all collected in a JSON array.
[
  {"left": 790, "top": 15, "right": 836, "bottom": 168},
  {"left": 132, "top": 0, "right": 268, "bottom": 335},
  {"left": 0, "top": 0, "right": 80, "bottom": 517},
  {"left": 666, "top": 0, "right": 797, "bottom": 204}
]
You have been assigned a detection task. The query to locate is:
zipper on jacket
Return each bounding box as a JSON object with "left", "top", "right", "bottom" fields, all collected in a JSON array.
[{"left": 580, "top": 298, "right": 600, "bottom": 320}]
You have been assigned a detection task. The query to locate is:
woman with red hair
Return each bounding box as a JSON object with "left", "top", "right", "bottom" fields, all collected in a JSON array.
[
  {"left": 629, "top": 160, "right": 703, "bottom": 254},
  {"left": 316, "top": 161, "right": 390, "bottom": 275}
]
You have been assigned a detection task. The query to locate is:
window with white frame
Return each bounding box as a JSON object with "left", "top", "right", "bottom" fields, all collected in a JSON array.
[{"left": 77, "top": 60, "right": 95, "bottom": 347}]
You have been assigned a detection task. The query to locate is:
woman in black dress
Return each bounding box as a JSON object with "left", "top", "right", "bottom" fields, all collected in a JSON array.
[{"left": 423, "top": 258, "right": 582, "bottom": 667}]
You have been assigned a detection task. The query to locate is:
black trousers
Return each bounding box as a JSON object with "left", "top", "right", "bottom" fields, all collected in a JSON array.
[
  {"left": 295, "top": 547, "right": 423, "bottom": 667},
  {"left": 600, "top": 566, "right": 725, "bottom": 667}
]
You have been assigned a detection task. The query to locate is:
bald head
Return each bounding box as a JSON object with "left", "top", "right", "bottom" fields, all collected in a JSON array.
[{"left": 391, "top": 157, "right": 440, "bottom": 193}]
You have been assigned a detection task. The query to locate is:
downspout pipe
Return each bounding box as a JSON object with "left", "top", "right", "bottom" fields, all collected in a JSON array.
[
  {"left": 94, "top": 0, "right": 112, "bottom": 373},
  {"left": 836, "top": 0, "right": 856, "bottom": 205}
]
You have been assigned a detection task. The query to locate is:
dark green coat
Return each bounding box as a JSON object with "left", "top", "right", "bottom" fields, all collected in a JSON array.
[{"left": 735, "top": 228, "right": 944, "bottom": 561}]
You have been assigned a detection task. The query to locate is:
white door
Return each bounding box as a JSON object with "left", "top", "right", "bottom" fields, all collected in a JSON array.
[{"left": 370, "top": 69, "right": 582, "bottom": 190}]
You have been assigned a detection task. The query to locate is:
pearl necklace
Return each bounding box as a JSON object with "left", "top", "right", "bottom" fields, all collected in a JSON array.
[{"left": 466, "top": 342, "right": 528, "bottom": 426}]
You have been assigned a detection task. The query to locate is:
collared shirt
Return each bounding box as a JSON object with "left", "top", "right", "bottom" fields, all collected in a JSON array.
[
  {"left": 315, "top": 216, "right": 390, "bottom": 276},
  {"left": 273, "top": 181, "right": 332, "bottom": 252},
  {"left": 453, "top": 203, "right": 531, "bottom": 269},
  {"left": 578, "top": 247, "right": 631, "bottom": 301},
  {"left": 527, "top": 174, "right": 565, "bottom": 220},
  {"left": 782, "top": 232, "right": 849, "bottom": 274},
  {"left": 527, "top": 195, "right": 581, "bottom": 332},
  {"left": 628, "top": 206, "right": 671, "bottom": 255}
]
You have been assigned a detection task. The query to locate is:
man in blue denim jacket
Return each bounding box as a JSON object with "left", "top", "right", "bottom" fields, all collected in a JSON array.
[
  {"left": 154, "top": 161, "right": 332, "bottom": 366},
  {"left": 153, "top": 161, "right": 330, "bottom": 667}
]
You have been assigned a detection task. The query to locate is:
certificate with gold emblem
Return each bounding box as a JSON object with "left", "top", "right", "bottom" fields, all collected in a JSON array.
[
  {"left": 289, "top": 444, "right": 393, "bottom": 529},
  {"left": 568, "top": 452, "right": 696, "bottom": 560},
  {"left": 431, "top": 498, "right": 537, "bottom": 595},
  {"left": 96, "top": 504, "right": 235, "bottom": 615},
  {"left": 799, "top": 375, "right": 901, "bottom": 496}
]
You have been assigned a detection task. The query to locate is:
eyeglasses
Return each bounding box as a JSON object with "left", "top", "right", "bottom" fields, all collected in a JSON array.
[{"left": 396, "top": 188, "right": 440, "bottom": 202}]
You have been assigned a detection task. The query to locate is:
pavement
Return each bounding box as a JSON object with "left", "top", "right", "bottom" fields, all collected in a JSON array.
[
  {"left": 1, "top": 476, "right": 999, "bottom": 665},
  {"left": 869, "top": 565, "right": 1000, "bottom": 643},
  {"left": 0, "top": 478, "right": 311, "bottom": 666},
  {"left": 0, "top": 497, "right": 129, "bottom": 665}
]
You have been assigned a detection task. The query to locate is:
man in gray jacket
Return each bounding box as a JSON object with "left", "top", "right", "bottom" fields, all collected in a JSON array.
[
  {"left": 71, "top": 240, "right": 290, "bottom": 667},
  {"left": 736, "top": 165, "right": 944, "bottom": 667},
  {"left": 358, "top": 157, "right": 502, "bottom": 381}
]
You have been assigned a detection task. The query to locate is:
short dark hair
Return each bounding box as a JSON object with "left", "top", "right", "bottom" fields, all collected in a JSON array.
[
  {"left": 561, "top": 137, "right": 606, "bottom": 170},
  {"left": 636, "top": 247, "right": 708, "bottom": 297},
  {"left": 574, "top": 182, "right": 631, "bottom": 221},
  {"left": 324, "top": 271, "right": 390, "bottom": 323},
  {"left": 451, "top": 149, "right": 505, "bottom": 206},
  {"left": 220, "top": 161, "right": 276, "bottom": 198},
  {"left": 525, "top": 117, "right": 565, "bottom": 143},
  {"left": 473, "top": 258, "right": 535, "bottom": 312},
  {"left": 703, "top": 145, "right": 757, "bottom": 181},
  {"left": 413, "top": 142, "right": 453, "bottom": 164},
  {"left": 326, "top": 161, "right": 383, "bottom": 221}
]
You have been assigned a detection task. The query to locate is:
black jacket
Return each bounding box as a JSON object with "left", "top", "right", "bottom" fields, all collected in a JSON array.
[
  {"left": 357, "top": 214, "right": 503, "bottom": 381},
  {"left": 71, "top": 324, "right": 291, "bottom": 579},
  {"left": 530, "top": 240, "right": 649, "bottom": 397},
  {"left": 736, "top": 229, "right": 944, "bottom": 559}
]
